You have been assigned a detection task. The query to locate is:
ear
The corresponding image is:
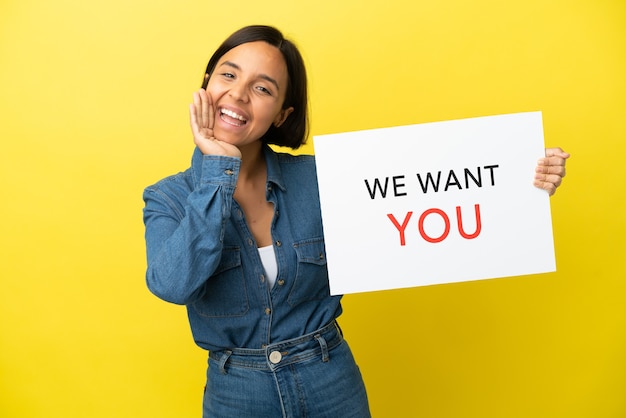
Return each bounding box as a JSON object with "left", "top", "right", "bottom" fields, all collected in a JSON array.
[
  {"left": 273, "top": 107, "right": 294, "bottom": 128},
  {"left": 201, "top": 73, "right": 210, "bottom": 89}
]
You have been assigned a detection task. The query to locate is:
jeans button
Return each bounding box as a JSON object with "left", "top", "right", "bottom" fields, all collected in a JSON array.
[{"left": 269, "top": 351, "right": 282, "bottom": 364}]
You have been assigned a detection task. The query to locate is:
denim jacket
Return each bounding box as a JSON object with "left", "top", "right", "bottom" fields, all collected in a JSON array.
[{"left": 143, "top": 146, "right": 342, "bottom": 351}]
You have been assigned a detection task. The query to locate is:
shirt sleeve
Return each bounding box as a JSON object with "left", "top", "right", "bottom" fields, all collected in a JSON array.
[{"left": 142, "top": 154, "right": 241, "bottom": 305}]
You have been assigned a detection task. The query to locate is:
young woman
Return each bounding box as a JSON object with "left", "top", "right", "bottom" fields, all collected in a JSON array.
[{"left": 143, "top": 25, "right": 569, "bottom": 418}]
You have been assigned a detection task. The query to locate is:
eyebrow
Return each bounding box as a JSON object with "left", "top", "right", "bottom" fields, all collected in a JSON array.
[{"left": 219, "top": 61, "right": 281, "bottom": 91}]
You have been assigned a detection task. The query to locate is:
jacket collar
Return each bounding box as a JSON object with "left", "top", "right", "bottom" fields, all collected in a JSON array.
[{"left": 263, "top": 145, "right": 287, "bottom": 192}]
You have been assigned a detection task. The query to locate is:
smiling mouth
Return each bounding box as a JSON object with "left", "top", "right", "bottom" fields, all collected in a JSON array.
[{"left": 220, "top": 108, "right": 247, "bottom": 127}]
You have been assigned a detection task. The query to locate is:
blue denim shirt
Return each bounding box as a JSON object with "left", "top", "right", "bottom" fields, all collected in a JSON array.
[{"left": 143, "top": 146, "right": 342, "bottom": 351}]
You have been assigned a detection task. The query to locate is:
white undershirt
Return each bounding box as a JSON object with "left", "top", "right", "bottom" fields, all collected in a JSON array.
[{"left": 258, "top": 245, "right": 278, "bottom": 288}]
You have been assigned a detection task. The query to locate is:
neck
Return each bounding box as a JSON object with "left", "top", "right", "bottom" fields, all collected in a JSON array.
[{"left": 238, "top": 141, "right": 266, "bottom": 182}]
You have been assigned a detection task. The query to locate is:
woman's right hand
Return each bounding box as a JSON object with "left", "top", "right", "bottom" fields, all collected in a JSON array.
[{"left": 189, "top": 89, "right": 242, "bottom": 158}]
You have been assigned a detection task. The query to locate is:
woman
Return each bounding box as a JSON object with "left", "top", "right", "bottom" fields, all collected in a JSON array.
[{"left": 143, "top": 25, "right": 569, "bottom": 417}]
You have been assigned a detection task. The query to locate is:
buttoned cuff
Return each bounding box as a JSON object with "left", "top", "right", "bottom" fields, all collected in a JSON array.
[{"left": 198, "top": 155, "right": 241, "bottom": 187}]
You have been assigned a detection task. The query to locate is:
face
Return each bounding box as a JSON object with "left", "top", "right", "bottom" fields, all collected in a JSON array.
[{"left": 205, "top": 41, "right": 294, "bottom": 148}]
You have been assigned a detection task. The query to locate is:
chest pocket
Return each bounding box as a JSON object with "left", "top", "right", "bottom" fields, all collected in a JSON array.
[
  {"left": 192, "top": 247, "right": 249, "bottom": 318},
  {"left": 287, "top": 238, "right": 330, "bottom": 306}
]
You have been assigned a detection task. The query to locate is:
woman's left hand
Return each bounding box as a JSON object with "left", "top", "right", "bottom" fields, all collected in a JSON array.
[{"left": 534, "top": 147, "right": 571, "bottom": 196}]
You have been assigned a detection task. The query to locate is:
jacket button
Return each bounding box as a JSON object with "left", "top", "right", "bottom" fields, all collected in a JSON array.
[
  {"left": 277, "top": 279, "right": 285, "bottom": 286},
  {"left": 264, "top": 308, "right": 271, "bottom": 315},
  {"left": 275, "top": 241, "right": 282, "bottom": 247},
  {"left": 269, "top": 351, "right": 282, "bottom": 364}
]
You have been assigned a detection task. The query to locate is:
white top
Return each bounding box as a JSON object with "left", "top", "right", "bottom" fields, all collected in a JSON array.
[{"left": 258, "top": 245, "right": 278, "bottom": 288}]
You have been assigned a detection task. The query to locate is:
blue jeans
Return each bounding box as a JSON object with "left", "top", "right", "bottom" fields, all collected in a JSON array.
[{"left": 203, "top": 321, "right": 371, "bottom": 417}]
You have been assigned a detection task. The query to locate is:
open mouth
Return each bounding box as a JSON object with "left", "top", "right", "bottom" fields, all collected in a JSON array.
[{"left": 220, "top": 108, "right": 247, "bottom": 127}]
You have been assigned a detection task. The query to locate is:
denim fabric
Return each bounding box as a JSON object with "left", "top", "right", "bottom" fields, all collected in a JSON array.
[
  {"left": 204, "top": 322, "right": 370, "bottom": 417},
  {"left": 143, "top": 146, "right": 343, "bottom": 351}
]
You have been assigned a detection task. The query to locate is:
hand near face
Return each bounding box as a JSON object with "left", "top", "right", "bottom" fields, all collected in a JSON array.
[
  {"left": 189, "top": 89, "right": 242, "bottom": 158},
  {"left": 534, "top": 147, "right": 570, "bottom": 196}
]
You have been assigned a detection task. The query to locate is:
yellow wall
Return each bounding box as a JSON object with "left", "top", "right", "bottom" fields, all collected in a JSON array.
[{"left": 1, "top": 0, "right": 624, "bottom": 417}]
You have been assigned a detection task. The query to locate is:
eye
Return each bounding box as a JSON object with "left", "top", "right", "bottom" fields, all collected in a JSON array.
[
  {"left": 256, "top": 85, "right": 272, "bottom": 95},
  {"left": 220, "top": 72, "right": 235, "bottom": 79}
]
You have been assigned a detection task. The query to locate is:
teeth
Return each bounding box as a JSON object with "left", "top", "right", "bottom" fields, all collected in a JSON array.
[{"left": 221, "top": 108, "right": 246, "bottom": 121}]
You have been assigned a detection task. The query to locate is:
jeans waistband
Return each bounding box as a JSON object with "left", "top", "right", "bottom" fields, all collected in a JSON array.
[{"left": 209, "top": 321, "right": 343, "bottom": 373}]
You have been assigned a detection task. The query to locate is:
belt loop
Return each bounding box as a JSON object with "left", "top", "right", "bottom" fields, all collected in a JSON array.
[
  {"left": 334, "top": 320, "right": 343, "bottom": 337},
  {"left": 314, "top": 334, "right": 329, "bottom": 363},
  {"left": 218, "top": 350, "right": 232, "bottom": 374}
]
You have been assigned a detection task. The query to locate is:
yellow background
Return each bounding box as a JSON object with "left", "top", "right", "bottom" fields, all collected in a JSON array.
[{"left": 1, "top": 0, "right": 624, "bottom": 417}]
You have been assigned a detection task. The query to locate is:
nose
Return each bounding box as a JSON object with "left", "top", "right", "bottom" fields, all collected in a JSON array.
[{"left": 228, "top": 81, "right": 249, "bottom": 103}]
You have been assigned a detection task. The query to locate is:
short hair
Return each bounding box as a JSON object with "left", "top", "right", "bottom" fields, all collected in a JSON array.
[{"left": 201, "top": 25, "right": 309, "bottom": 149}]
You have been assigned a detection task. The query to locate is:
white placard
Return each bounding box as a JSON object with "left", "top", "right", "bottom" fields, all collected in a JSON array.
[{"left": 313, "top": 112, "right": 555, "bottom": 295}]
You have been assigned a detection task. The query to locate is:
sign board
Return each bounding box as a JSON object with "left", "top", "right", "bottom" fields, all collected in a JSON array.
[{"left": 313, "top": 112, "right": 555, "bottom": 295}]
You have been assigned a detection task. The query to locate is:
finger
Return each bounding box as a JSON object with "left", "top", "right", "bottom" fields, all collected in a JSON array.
[
  {"left": 192, "top": 91, "right": 203, "bottom": 129},
  {"left": 545, "top": 147, "right": 571, "bottom": 159},
  {"left": 533, "top": 179, "right": 557, "bottom": 196},
  {"left": 543, "top": 156, "right": 568, "bottom": 166},
  {"left": 199, "top": 89, "right": 213, "bottom": 129},
  {"left": 199, "top": 89, "right": 208, "bottom": 127},
  {"left": 189, "top": 102, "right": 200, "bottom": 135},
  {"left": 539, "top": 154, "right": 568, "bottom": 167},
  {"left": 536, "top": 162, "right": 566, "bottom": 177},
  {"left": 189, "top": 103, "right": 209, "bottom": 149},
  {"left": 205, "top": 91, "right": 215, "bottom": 131},
  {"left": 535, "top": 171, "right": 563, "bottom": 187},
  {"left": 534, "top": 171, "right": 562, "bottom": 195},
  {"left": 535, "top": 177, "right": 559, "bottom": 195}
]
